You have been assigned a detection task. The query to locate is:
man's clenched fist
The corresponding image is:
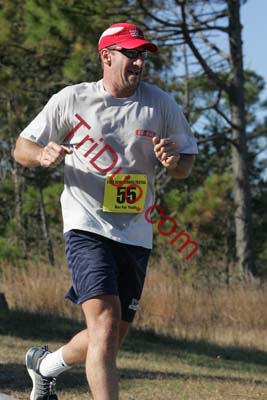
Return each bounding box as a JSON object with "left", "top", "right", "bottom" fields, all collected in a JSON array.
[
  {"left": 39, "top": 142, "right": 73, "bottom": 168},
  {"left": 152, "top": 137, "right": 180, "bottom": 170}
]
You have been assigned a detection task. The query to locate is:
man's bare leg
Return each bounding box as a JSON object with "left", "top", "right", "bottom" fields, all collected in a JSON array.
[
  {"left": 79, "top": 294, "right": 122, "bottom": 400},
  {"left": 62, "top": 320, "right": 130, "bottom": 366}
]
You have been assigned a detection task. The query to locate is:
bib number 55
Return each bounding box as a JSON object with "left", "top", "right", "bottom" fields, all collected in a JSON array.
[{"left": 116, "top": 186, "right": 137, "bottom": 204}]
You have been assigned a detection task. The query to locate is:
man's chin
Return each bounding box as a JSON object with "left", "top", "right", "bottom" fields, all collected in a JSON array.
[{"left": 128, "top": 76, "right": 141, "bottom": 88}]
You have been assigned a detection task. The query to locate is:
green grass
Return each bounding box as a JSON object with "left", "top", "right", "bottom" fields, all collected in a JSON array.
[{"left": 1, "top": 310, "right": 267, "bottom": 399}]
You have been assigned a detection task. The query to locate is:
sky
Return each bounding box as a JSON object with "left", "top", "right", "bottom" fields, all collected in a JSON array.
[{"left": 241, "top": 0, "right": 267, "bottom": 97}]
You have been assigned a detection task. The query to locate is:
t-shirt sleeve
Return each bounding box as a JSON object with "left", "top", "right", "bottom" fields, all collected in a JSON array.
[
  {"left": 20, "top": 87, "right": 72, "bottom": 146},
  {"left": 163, "top": 95, "right": 198, "bottom": 154}
]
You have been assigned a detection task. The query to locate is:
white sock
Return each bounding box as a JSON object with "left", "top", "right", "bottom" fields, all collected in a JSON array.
[{"left": 39, "top": 346, "right": 72, "bottom": 377}]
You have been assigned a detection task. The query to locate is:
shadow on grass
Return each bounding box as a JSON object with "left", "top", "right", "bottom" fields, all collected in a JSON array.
[
  {"left": 1, "top": 309, "right": 267, "bottom": 374},
  {"left": 119, "top": 367, "right": 267, "bottom": 386},
  {"left": 1, "top": 362, "right": 266, "bottom": 394},
  {"left": 0, "top": 363, "right": 87, "bottom": 393},
  {"left": 123, "top": 328, "right": 267, "bottom": 371},
  {"left": 0, "top": 309, "right": 85, "bottom": 342}
]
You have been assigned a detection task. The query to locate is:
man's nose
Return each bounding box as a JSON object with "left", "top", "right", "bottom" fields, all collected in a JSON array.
[{"left": 133, "top": 57, "right": 144, "bottom": 66}]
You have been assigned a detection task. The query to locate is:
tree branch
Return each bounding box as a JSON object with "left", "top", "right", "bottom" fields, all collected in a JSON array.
[
  {"left": 190, "top": 18, "right": 230, "bottom": 61},
  {"left": 180, "top": 3, "right": 229, "bottom": 93}
]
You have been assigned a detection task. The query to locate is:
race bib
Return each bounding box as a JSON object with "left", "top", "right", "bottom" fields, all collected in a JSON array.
[{"left": 103, "top": 174, "right": 147, "bottom": 213}]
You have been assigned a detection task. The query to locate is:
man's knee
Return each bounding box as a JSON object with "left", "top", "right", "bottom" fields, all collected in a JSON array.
[
  {"left": 82, "top": 295, "right": 121, "bottom": 355},
  {"left": 88, "top": 316, "right": 121, "bottom": 360}
]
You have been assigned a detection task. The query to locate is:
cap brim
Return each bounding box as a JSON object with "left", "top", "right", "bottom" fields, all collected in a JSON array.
[{"left": 116, "top": 38, "right": 158, "bottom": 52}]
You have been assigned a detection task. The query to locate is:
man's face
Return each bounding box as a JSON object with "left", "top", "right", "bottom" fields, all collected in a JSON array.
[{"left": 105, "top": 47, "right": 147, "bottom": 96}]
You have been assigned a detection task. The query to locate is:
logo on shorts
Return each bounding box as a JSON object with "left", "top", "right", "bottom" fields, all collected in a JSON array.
[{"left": 129, "top": 298, "right": 139, "bottom": 311}]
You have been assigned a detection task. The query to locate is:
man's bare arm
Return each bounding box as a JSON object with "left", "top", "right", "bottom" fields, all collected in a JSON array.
[
  {"left": 152, "top": 137, "right": 196, "bottom": 179},
  {"left": 13, "top": 137, "right": 72, "bottom": 168},
  {"left": 167, "top": 153, "right": 195, "bottom": 179}
]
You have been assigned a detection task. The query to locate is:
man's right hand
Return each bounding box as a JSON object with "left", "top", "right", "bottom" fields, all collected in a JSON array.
[
  {"left": 13, "top": 137, "right": 73, "bottom": 168},
  {"left": 39, "top": 142, "right": 73, "bottom": 168}
]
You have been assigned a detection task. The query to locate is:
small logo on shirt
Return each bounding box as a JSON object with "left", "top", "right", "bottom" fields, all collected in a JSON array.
[
  {"left": 135, "top": 129, "right": 156, "bottom": 138},
  {"left": 129, "top": 298, "right": 139, "bottom": 311}
]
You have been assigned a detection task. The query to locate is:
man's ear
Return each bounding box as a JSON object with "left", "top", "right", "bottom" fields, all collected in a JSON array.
[{"left": 100, "top": 49, "right": 111, "bottom": 66}]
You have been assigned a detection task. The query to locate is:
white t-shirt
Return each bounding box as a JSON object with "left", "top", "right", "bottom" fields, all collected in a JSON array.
[{"left": 20, "top": 79, "right": 198, "bottom": 249}]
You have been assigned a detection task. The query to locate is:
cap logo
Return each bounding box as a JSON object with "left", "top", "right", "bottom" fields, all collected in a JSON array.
[{"left": 129, "top": 29, "right": 144, "bottom": 38}]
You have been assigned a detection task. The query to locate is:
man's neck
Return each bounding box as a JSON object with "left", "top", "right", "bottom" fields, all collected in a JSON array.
[{"left": 102, "top": 78, "right": 136, "bottom": 98}]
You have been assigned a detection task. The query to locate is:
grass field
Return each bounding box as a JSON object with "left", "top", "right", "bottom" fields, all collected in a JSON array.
[{"left": 1, "top": 310, "right": 267, "bottom": 400}]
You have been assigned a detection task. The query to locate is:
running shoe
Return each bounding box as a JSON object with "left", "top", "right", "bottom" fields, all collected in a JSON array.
[{"left": 26, "top": 345, "right": 58, "bottom": 400}]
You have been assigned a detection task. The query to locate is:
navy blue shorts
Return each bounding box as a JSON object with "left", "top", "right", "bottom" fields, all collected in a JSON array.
[{"left": 64, "top": 230, "right": 151, "bottom": 322}]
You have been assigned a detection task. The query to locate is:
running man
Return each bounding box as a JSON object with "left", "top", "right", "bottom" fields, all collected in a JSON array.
[{"left": 14, "top": 22, "right": 198, "bottom": 400}]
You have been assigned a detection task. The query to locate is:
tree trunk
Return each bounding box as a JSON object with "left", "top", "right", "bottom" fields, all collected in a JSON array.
[
  {"left": 39, "top": 187, "right": 55, "bottom": 267},
  {"left": 228, "top": 0, "right": 255, "bottom": 276},
  {"left": 0, "top": 292, "right": 9, "bottom": 314},
  {"left": 7, "top": 100, "right": 26, "bottom": 253},
  {"left": 182, "top": 43, "right": 191, "bottom": 121}
]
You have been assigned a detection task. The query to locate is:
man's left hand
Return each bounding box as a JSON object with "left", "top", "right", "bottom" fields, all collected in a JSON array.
[{"left": 152, "top": 137, "right": 180, "bottom": 170}]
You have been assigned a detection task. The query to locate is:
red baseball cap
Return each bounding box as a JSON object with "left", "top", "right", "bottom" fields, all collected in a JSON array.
[{"left": 98, "top": 22, "right": 158, "bottom": 52}]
